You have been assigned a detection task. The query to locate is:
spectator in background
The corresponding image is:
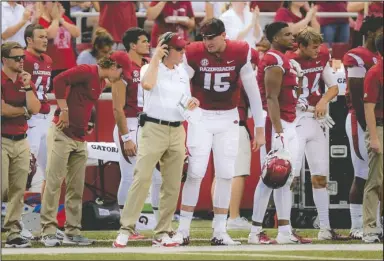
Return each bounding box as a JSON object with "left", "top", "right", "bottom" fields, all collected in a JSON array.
[
  {"left": 250, "top": 1, "right": 282, "bottom": 32},
  {"left": 274, "top": 1, "right": 320, "bottom": 35},
  {"left": 146, "top": 1, "right": 195, "bottom": 48},
  {"left": 2, "top": 1, "right": 32, "bottom": 47},
  {"left": 77, "top": 28, "right": 114, "bottom": 65},
  {"left": 347, "top": 2, "right": 383, "bottom": 47},
  {"left": 38, "top": 1, "right": 80, "bottom": 81},
  {"left": 70, "top": 1, "right": 98, "bottom": 43},
  {"left": 316, "top": 2, "right": 350, "bottom": 48},
  {"left": 220, "top": 2, "right": 262, "bottom": 48},
  {"left": 94, "top": 1, "right": 138, "bottom": 50}
]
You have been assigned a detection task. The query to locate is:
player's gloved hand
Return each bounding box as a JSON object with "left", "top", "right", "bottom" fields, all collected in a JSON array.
[
  {"left": 289, "top": 59, "right": 304, "bottom": 77},
  {"left": 272, "top": 133, "right": 285, "bottom": 151},
  {"left": 296, "top": 97, "right": 309, "bottom": 111},
  {"left": 316, "top": 114, "right": 335, "bottom": 129}
]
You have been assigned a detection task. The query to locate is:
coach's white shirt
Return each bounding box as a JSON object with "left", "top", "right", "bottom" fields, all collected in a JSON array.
[{"left": 140, "top": 62, "right": 191, "bottom": 122}]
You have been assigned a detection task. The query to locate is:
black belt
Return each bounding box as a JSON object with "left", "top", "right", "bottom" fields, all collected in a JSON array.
[
  {"left": 146, "top": 116, "right": 181, "bottom": 127},
  {"left": 377, "top": 119, "right": 383, "bottom": 126},
  {"left": 2, "top": 133, "right": 27, "bottom": 141}
]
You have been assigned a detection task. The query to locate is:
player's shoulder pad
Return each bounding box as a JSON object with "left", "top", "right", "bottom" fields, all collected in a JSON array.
[
  {"left": 264, "top": 50, "right": 285, "bottom": 66},
  {"left": 343, "top": 47, "right": 370, "bottom": 67},
  {"left": 185, "top": 42, "right": 205, "bottom": 58},
  {"left": 41, "top": 53, "right": 53, "bottom": 64}
]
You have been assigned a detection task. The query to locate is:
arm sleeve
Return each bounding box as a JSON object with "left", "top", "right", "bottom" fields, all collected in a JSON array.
[
  {"left": 53, "top": 65, "right": 91, "bottom": 99},
  {"left": 182, "top": 53, "right": 195, "bottom": 79},
  {"left": 240, "top": 48, "right": 264, "bottom": 127},
  {"left": 322, "top": 62, "right": 339, "bottom": 88}
]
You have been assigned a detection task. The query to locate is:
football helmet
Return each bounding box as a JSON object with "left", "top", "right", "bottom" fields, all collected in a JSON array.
[{"left": 261, "top": 149, "right": 293, "bottom": 189}]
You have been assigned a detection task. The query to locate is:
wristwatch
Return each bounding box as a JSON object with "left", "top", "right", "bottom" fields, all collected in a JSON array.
[{"left": 24, "top": 86, "right": 33, "bottom": 92}]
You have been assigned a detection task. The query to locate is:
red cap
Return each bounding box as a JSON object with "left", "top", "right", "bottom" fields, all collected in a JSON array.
[
  {"left": 109, "top": 51, "right": 132, "bottom": 80},
  {"left": 168, "top": 34, "right": 188, "bottom": 49}
]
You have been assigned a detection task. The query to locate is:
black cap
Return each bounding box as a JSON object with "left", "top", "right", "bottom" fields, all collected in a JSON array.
[{"left": 200, "top": 18, "right": 225, "bottom": 38}]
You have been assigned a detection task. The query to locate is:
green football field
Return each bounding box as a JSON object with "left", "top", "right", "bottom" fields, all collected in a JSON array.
[{"left": 2, "top": 220, "right": 383, "bottom": 260}]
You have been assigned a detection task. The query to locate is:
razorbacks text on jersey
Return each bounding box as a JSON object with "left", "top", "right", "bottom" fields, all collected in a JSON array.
[
  {"left": 257, "top": 49, "right": 298, "bottom": 122},
  {"left": 285, "top": 44, "right": 334, "bottom": 106},
  {"left": 23, "top": 50, "right": 52, "bottom": 114},
  {"left": 184, "top": 40, "right": 250, "bottom": 110},
  {"left": 123, "top": 58, "right": 149, "bottom": 118}
]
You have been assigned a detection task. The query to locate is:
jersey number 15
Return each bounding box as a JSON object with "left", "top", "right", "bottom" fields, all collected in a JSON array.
[{"left": 203, "top": 73, "right": 231, "bottom": 92}]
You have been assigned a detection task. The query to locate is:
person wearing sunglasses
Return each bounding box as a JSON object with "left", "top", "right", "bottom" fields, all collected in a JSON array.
[
  {"left": 171, "top": 18, "right": 265, "bottom": 246},
  {"left": 39, "top": 51, "right": 131, "bottom": 247},
  {"left": 114, "top": 32, "right": 200, "bottom": 248},
  {"left": 1, "top": 41, "right": 41, "bottom": 248}
]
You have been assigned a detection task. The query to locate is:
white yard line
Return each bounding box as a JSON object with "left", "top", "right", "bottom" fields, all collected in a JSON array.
[{"left": 3, "top": 244, "right": 382, "bottom": 256}]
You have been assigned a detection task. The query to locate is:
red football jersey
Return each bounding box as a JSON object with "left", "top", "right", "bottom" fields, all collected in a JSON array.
[
  {"left": 364, "top": 59, "right": 383, "bottom": 120},
  {"left": 23, "top": 50, "right": 52, "bottom": 114},
  {"left": 257, "top": 49, "right": 298, "bottom": 122},
  {"left": 285, "top": 44, "right": 331, "bottom": 106},
  {"left": 123, "top": 58, "right": 149, "bottom": 118},
  {"left": 185, "top": 40, "right": 249, "bottom": 110},
  {"left": 343, "top": 47, "right": 380, "bottom": 113},
  {"left": 150, "top": 1, "right": 194, "bottom": 48}
]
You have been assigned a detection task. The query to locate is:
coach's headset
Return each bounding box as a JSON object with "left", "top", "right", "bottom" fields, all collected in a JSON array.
[{"left": 159, "top": 32, "right": 176, "bottom": 55}]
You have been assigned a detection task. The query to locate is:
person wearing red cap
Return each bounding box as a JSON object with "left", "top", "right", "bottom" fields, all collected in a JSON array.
[
  {"left": 40, "top": 51, "right": 130, "bottom": 247},
  {"left": 111, "top": 27, "right": 162, "bottom": 240},
  {"left": 114, "top": 32, "right": 199, "bottom": 248},
  {"left": 173, "top": 18, "right": 265, "bottom": 246}
]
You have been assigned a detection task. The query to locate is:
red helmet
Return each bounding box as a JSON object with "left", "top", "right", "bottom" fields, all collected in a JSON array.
[{"left": 261, "top": 149, "right": 293, "bottom": 189}]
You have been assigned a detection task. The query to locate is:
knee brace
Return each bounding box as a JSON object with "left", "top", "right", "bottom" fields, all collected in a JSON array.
[
  {"left": 213, "top": 177, "right": 232, "bottom": 209},
  {"left": 181, "top": 175, "right": 203, "bottom": 207}
]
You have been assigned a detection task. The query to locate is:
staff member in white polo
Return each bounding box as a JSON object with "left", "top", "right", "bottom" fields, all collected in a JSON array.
[{"left": 113, "top": 32, "right": 200, "bottom": 248}]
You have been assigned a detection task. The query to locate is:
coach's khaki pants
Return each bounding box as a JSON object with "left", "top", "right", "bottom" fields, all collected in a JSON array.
[
  {"left": 363, "top": 126, "right": 383, "bottom": 234},
  {"left": 120, "top": 121, "right": 186, "bottom": 238},
  {"left": 40, "top": 124, "right": 87, "bottom": 236},
  {"left": 1, "top": 137, "right": 29, "bottom": 240}
]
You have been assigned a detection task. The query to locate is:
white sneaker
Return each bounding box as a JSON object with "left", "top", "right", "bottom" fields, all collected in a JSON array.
[
  {"left": 227, "top": 217, "right": 252, "bottom": 230},
  {"left": 318, "top": 229, "right": 349, "bottom": 241},
  {"left": 349, "top": 228, "right": 363, "bottom": 240},
  {"left": 172, "top": 231, "right": 190, "bottom": 246},
  {"left": 362, "top": 233, "right": 380, "bottom": 243},
  {"left": 152, "top": 233, "right": 180, "bottom": 247},
  {"left": 276, "top": 231, "right": 312, "bottom": 244},
  {"left": 211, "top": 232, "right": 241, "bottom": 245},
  {"left": 56, "top": 229, "right": 65, "bottom": 240},
  {"left": 248, "top": 231, "right": 277, "bottom": 244},
  {"left": 112, "top": 233, "right": 129, "bottom": 248}
]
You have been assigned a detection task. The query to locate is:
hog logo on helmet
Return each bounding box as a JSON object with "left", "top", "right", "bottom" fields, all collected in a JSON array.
[{"left": 261, "top": 149, "right": 293, "bottom": 189}]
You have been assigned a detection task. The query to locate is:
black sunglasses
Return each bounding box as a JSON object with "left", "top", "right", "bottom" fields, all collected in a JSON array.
[{"left": 6, "top": 55, "right": 25, "bottom": 62}]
